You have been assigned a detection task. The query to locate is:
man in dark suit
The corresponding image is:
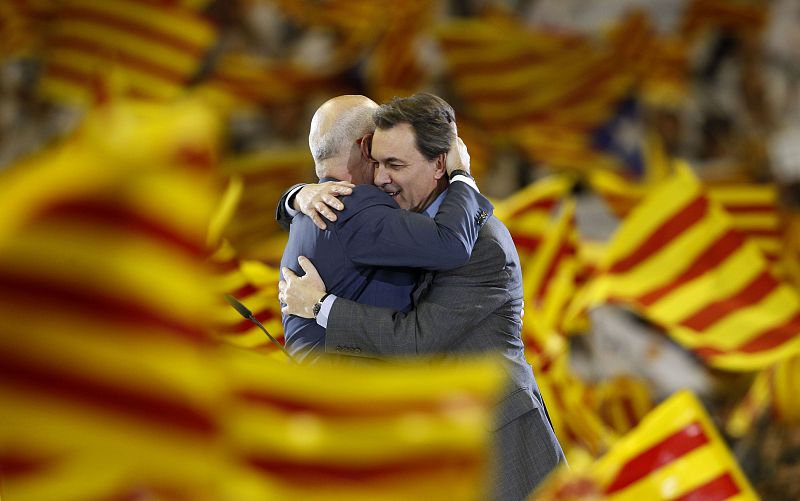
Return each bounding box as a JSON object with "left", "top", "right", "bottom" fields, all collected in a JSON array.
[
  {"left": 279, "top": 94, "right": 492, "bottom": 363},
  {"left": 280, "top": 94, "right": 566, "bottom": 500}
]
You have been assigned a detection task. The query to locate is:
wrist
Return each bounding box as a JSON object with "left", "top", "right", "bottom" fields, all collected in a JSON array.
[
  {"left": 312, "top": 293, "right": 330, "bottom": 318},
  {"left": 448, "top": 169, "right": 471, "bottom": 180}
]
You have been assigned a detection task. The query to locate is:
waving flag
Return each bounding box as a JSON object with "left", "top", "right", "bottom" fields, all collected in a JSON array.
[
  {"left": 533, "top": 391, "right": 757, "bottom": 500},
  {"left": 39, "top": 0, "right": 216, "bottom": 105},
  {"left": 494, "top": 175, "right": 574, "bottom": 259},
  {"left": 586, "top": 166, "right": 800, "bottom": 370}
]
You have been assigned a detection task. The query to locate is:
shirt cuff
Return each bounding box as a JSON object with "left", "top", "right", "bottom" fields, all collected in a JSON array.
[
  {"left": 315, "top": 294, "right": 337, "bottom": 328},
  {"left": 450, "top": 174, "right": 479, "bottom": 193},
  {"left": 285, "top": 185, "right": 304, "bottom": 217}
]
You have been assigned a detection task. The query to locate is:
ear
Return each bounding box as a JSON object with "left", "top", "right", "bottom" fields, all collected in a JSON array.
[
  {"left": 433, "top": 152, "right": 447, "bottom": 180},
  {"left": 358, "top": 133, "right": 373, "bottom": 160}
]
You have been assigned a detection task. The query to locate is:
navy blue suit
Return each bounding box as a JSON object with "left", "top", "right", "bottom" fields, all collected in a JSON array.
[{"left": 278, "top": 178, "right": 492, "bottom": 362}]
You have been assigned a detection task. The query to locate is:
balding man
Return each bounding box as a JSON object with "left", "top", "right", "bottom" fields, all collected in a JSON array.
[{"left": 278, "top": 95, "right": 492, "bottom": 362}]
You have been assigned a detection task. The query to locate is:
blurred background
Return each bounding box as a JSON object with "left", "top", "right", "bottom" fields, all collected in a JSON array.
[{"left": 1, "top": 0, "right": 799, "bottom": 499}]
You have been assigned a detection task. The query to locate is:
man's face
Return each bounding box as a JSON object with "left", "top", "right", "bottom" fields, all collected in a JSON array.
[{"left": 370, "top": 123, "right": 444, "bottom": 212}]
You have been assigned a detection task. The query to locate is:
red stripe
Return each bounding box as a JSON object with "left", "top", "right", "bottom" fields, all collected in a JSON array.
[
  {"left": 0, "top": 349, "right": 218, "bottom": 436},
  {"left": 737, "top": 228, "right": 782, "bottom": 238},
  {"left": 233, "top": 389, "right": 482, "bottom": 420},
  {"left": 535, "top": 239, "right": 576, "bottom": 304},
  {"left": 680, "top": 271, "right": 778, "bottom": 332},
  {"left": 605, "top": 421, "right": 708, "bottom": 494},
  {"left": 511, "top": 234, "right": 542, "bottom": 253},
  {"left": 50, "top": 35, "right": 189, "bottom": 84},
  {"left": 44, "top": 62, "right": 159, "bottom": 101},
  {"left": 622, "top": 397, "right": 639, "bottom": 430},
  {"left": 637, "top": 229, "right": 744, "bottom": 306},
  {"left": 37, "top": 200, "right": 207, "bottom": 258},
  {"left": 58, "top": 5, "right": 208, "bottom": 57},
  {"left": 674, "top": 472, "right": 741, "bottom": 501},
  {"left": 0, "top": 453, "right": 58, "bottom": 478},
  {"left": 0, "top": 272, "right": 212, "bottom": 345},
  {"left": 694, "top": 311, "right": 800, "bottom": 357},
  {"left": 505, "top": 198, "right": 558, "bottom": 219},
  {"left": 610, "top": 196, "right": 708, "bottom": 275},
  {"left": 720, "top": 204, "right": 776, "bottom": 214},
  {"left": 243, "top": 452, "right": 482, "bottom": 485}
]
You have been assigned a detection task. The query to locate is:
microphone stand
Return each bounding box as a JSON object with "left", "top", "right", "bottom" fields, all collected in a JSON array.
[{"left": 224, "top": 294, "right": 298, "bottom": 364}]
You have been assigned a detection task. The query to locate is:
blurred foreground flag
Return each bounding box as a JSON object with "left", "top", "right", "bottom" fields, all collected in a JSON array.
[
  {"left": 583, "top": 166, "right": 800, "bottom": 370},
  {"left": 532, "top": 390, "right": 757, "bottom": 501},
  {"left": 221, "top": 353, "right": 506, "bottom": 500},
  {"left": 39, "top": 0, "right": 216, "bottom": 105}
]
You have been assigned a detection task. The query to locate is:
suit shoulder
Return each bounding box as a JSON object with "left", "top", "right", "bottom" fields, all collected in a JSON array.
[{"left": 336, "top": 185, "right": 398, "bottom": 221}]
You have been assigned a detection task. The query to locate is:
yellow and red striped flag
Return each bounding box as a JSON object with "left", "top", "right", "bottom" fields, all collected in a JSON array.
[
  {"left": 220, "top": 352, "right": 505, "bottom": 500},
  {"left": 210, "top": 240, "right": 286, "bottom": 359},
  {"left": 218, "top": 148, "right": 311, "bottom": 262},
  {"left": 532, "top": 390, "right": 758, "bottom": 500},
  {"left": 593, "top": 376, "right": 653, "bottom": 437},
  {"left": 591, "top": 168, "right": 787, "bottom": 267},
  {"left": 0, "top": 94, "right": 506, "bottom": 500},
  {"left": 194, "top": 52, "right": 337, "bottom": 112},
  {"left": 520, "top": 199, "right": 581, "bottom": 371},
  {"left": 586, "top": 166, "right": 800, "bottom": 370},
  {"left": 364, "top": 0, "right": 435, "bottom": 103},
  {"left": 681, "top": 0, "right": 768, "bottom": 39},
  {"left": 727, "top": 352, "right": 800, "bottom": 438},
  {"left": 494, "top": 175, "right": 574, "bottom": 260},
  {"left": 39, "top": 0, "right": 217, "bottom": 105},
  {"left": 536, "top": 353, "right": 618, "bottom": 459}
]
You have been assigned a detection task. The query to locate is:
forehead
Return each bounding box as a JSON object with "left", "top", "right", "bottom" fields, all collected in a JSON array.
[{"left": 371, "top": 123, "right": 420, "bottom": 161}]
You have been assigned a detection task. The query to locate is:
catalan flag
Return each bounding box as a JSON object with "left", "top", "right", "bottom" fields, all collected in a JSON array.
[
  {"left": 220, "top": 353, "right": 505, "bottom": 500},
  {"left": 270, "top": 0, "right": 385, "bottom": 72},
  {"left": 727, "top": 352, "right": 800, "bottom": 438},
  {"left": 536, "top": 353, "right": 618, "bottom": 458},
  {"left": 0, "top": 95, "right": 505, "bottom": 500},
  {"left": 520, "top": 199, "right": 580, "bottom": 371},
  {"left": 365, "top": 0, "right": 435, "bottom": 103},
  {"left": 532, "top": 390, "right": 758, "bottom": 500},
  {"left": 38, "top": 0, "right": 217, "bottom": 105},
  {"left": 590, "top": 168, "right": 788, "bottom": 270},
  {"left": 494, "top": 175, "right": 574, "bottom": 259},
  {"left": 195, "top": 52, "right": 335, "bottom": 112},
  {"left": 210, "top": 241, "right": 286, "bottom": 359},
  {"left": 587, "top": 166, "right": 800, "bottom": 370},
  {"left": 218, "top": 148, "right": 311, "bottom": 262},
  {"left": 681, "top": 0, "right": 768, "bottom": 39}
]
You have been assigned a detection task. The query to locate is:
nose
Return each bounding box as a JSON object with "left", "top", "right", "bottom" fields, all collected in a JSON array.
[{"left": 373, "top": 164, "right": 391, "bottom": 186}]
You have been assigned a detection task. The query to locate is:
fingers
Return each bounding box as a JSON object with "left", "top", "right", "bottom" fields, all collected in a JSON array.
[
  {"left": 311, "top": 213, "right": 327, "bottom": 230},
  {"left": 324, "top": 194, "right": 344, "bottom": 211},
  {"left": 281, "top": 267, "right": 297, "bottom": 280},
  {"left": 297, "top": 256, "right": 321, "bottom": 282},
  {"left": 315, "top": 201, "right": 338, "bottom": 223},
  {"left": 331, "top": 182, "right": 354, "bottom": 195}
]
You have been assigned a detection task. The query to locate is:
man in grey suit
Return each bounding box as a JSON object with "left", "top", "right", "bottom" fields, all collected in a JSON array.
[{"left": 280, "top": 94, "right": 565, "bottom": 500}]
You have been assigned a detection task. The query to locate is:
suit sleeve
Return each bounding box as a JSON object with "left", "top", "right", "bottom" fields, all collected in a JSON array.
[
  {"left": 325, "top": 235, "right": 512, "bottom": 356},
  {"left": 338, "top": 182, "right": 493, "bottom": 270},
  {"left": 275, "top": 183, "right": 305, "bottom": 231}
]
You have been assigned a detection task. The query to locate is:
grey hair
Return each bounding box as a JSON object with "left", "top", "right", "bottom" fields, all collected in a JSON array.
[{"left": 310, "top": 104, "right": 375, "bottom": 164}]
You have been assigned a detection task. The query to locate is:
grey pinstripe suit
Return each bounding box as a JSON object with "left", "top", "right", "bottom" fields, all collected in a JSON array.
[{"left": 324, "top": 216, "right": 566, "bottom": 500}]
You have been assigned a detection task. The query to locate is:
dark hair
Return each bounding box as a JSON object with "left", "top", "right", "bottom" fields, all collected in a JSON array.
[{"left": 373, "top": 93, "right": 455, "bottom": 161}]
